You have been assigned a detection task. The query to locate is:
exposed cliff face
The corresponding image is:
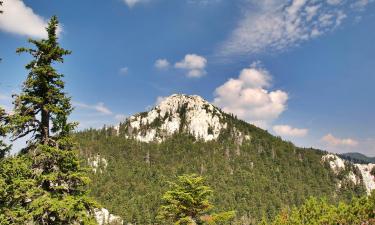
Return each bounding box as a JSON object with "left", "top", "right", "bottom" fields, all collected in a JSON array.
[
  {"left": 355, "top": 163, "right": 375, "bottom": 195},
  {"left": 120, "top": 94, "right": 248, "bottom": 143},
  {"left": 322, "top": 154, "right": 375, "bottom": 194},
  {"left": 94, "top": 208, "right": 123, "bottom": 225}
]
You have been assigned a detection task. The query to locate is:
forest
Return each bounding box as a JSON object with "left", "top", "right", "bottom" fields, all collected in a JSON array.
[{"left": 0, "top": 12, "right": 374, "bottom": 225}]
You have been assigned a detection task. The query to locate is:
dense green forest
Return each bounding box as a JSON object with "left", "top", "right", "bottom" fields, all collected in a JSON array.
[{"left": 76, "top": 119, "right": 366, "bottom": 224}]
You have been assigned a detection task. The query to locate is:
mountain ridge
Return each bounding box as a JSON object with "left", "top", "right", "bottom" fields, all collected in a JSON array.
[
  {"left": 76, "top": 93, "right": 373, "bottom": 224},
  {"left": 340, "top": 152, "right": 375, "bottom": 164},
  {"left": 119, "top": 94, "right": 253, "bottom": 143}
]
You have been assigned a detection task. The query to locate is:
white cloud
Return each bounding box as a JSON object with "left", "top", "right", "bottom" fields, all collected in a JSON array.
[
  {"left": 213, "top": 62, "right": 288, "bottom": 128},
  {"left": 305, "top": 5, "right": 320, "bottom": 21},
  {"left": 273, "top": 125, "right": 308, "bottom": 137},
  {"left": 351, "top": 0, "right": 374, "bottom": 10},
  {"left": 175, "top": 54, "right": 207, "bottom": 78},
  {"left": 321, "top": 133, "right": 359, "bottom": 147},
  {"left": 154, "top": 59, "right": 170, "bottom": 70},
  {"left": 155, "top": 96, "right": 167, "bottom": 106},
  {"left": 123, "top": 0, "right": 146, "bottom": 8},
  {"left": 0, "top": 0, "right": 48, "bottom": 38},
  {"left": 74, "top": 102, "right": 113, "bottom": 115},
  {"left": 219, "top": 0, "right": 372, "bottom": 56},
  {"left": 119, "top": 67, "right": 129, "bottom": 75}
]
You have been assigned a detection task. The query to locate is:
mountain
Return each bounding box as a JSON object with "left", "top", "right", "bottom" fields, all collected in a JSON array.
[
  {"left": 120, "top": 94, "right": 248, "bottom": 142},
  {"left": 76, "top": 94, "right": 373, "bottom": 224},
  {"left": 340, "top": 152, "right": 375, "bottom": 164}
]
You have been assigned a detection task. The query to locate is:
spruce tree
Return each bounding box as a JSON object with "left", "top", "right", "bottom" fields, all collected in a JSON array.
[
  {"left": 157, "top": 174, "right": 235, "bottom": 225},
  {"left": 0, "top": 108, "right": 10, "bottom": 158},
  {"left": 1, "top": 16, "right": 98, "bottom": 224}
]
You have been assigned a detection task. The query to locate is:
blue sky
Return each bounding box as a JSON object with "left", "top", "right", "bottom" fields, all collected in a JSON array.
[{"left": 0, "top": 0, "right": 374, "bottom": 156}]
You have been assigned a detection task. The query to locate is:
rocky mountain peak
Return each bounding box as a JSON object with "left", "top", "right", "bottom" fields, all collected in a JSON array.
[{"left": 120, "top": 94, "right": 237, "bottom": 142}]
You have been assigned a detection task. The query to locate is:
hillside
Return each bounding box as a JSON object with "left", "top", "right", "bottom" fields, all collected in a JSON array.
[
  {"left": 76, "top": 94, "right": 370, "bottom": 224},
  {"left": 340, "top": 152, "right": 375, "bottom": 164}
]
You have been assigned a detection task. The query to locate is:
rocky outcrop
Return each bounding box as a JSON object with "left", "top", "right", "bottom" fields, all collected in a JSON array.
[
  {"left": 87, "top": 154, "right": 108, "bottom": 174},
  {"left": 94, "top": 208, "right": 123, "bottom": 225},
  {"left": 121, "top": 94, "right": 238, "bottom": 142},
  {"left": 322, "top": 154, "right": 375, "bottom": 194},
  {"left": 355, "top": 163, "right": 375, "bottom": 195}
]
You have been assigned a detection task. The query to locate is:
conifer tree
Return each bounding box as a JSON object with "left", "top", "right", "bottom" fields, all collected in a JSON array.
[
  {"left": 157, "top": 174, "right": 235, "bottom": 225},
  {"left": 12, "top": 16, "right": 73, "bottom": 148},
  {"left": 0, "top": 108, "right": 10, "bottom": 158},
  {"left": 1, "top": 16, "right": 98, "bottom": 224}
]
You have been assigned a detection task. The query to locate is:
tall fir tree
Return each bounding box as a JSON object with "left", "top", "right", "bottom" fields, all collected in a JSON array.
[
  {"left": 12, "top": 16, "right": 74, "bottom": 148},
  {"left": 0, "top": 16, "right": 98, "bottom": 224},
  {"left": 157, "top": 174, "right": 235, "bottom": 225}
]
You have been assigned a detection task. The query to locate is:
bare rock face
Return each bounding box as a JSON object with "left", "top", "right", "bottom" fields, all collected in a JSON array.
[
  {"left": 94, "top": 208, "right": 123, "bottom": 225},
  {"left": 322, "top": 154, "right": 375, "bottom": 194},
  {"left": 87, "top": 154, "right": 108, "bottom": 174},
  {"left": 355, "top": 163, "right": 375, "bottom": 195},
  {"left": 121, "top": 94, "right": 237, "bottom": 142}
]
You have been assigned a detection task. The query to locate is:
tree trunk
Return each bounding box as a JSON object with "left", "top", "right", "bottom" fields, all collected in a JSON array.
[{"left": 41, "top": 107, "right": 49, "bottom": 145}]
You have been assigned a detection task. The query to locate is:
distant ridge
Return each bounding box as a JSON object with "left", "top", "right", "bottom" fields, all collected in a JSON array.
[{"left": 339, "top": 152, "right": 375, "bottom": 164}]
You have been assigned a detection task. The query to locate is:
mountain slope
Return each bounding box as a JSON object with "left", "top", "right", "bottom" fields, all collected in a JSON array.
[
  {"left": 340, "top": 152, "right": 375, "bottom": 164},
  {"left": 120, "top": 94, "right": 249, "bottom": 142},
  {"left": 76, "top": 94, "right": 369, "bottom": 224}
]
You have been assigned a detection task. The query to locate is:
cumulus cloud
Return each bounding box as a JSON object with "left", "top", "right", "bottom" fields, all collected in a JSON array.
[
  {"left": 273, "top": 125, "right": 308, "bottom": 137},
  {"left": 154, "top": 59, "right": 170, "bottom": 70},
  {"left": 219, "top": 0, "right": 372, "bottom": 56},
  {"left": 213, "top": 62, "right": 288, "bottom": 128},
  {"left": 321, "top": 133, "right": 358, "bottom": 147},
  {"left": 0, "top": 0, "right": 49, "bottom": 38},
  {"left": 74, "top": 102, "right": 113, "bottom": 115},
  {"left": 175, "top": 54, "right": 207, "bottom": 78}
]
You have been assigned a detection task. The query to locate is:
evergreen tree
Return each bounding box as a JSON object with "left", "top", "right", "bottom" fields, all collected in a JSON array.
[
  {"left": 0, "top": 108, "right": 10, "bottom": 158},
  {"left": 1, "top": 16, "right": 98, "bottom": 224},
  {"left": 12, "top": 16, "right": 73, "bottom": 148},
  {"left": 157, "top": 174, "right": 235, "bottom": 225}
]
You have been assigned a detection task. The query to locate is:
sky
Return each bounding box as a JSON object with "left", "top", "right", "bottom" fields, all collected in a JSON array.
[{"left": 0, "top": 0, "right": 375, "bottom": 156}]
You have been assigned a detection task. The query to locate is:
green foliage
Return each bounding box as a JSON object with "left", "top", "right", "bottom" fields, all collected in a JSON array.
[
  {"left": 0, "top": 108, "right": 11, "bottom": 158},
  {"left": 371, "top": 167, "right": 375, "bottom": 177},
  {"left": 11, "top": 15, "right": 74, "bottom": 149},
  {"left": 0, "top": 16, "right": 98, "bottom": 224},
  {"left": 157, "top": 174, "right": 235, "bottom": 225},
  {"left": 0, "top": 153, "right": 98, "bottom": 225},
  {"left": 76, "top": 125, "right": 365, "bottom": 224},
  {"left": 268, "top": 190, "right": 375, "bottom": 225}
]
